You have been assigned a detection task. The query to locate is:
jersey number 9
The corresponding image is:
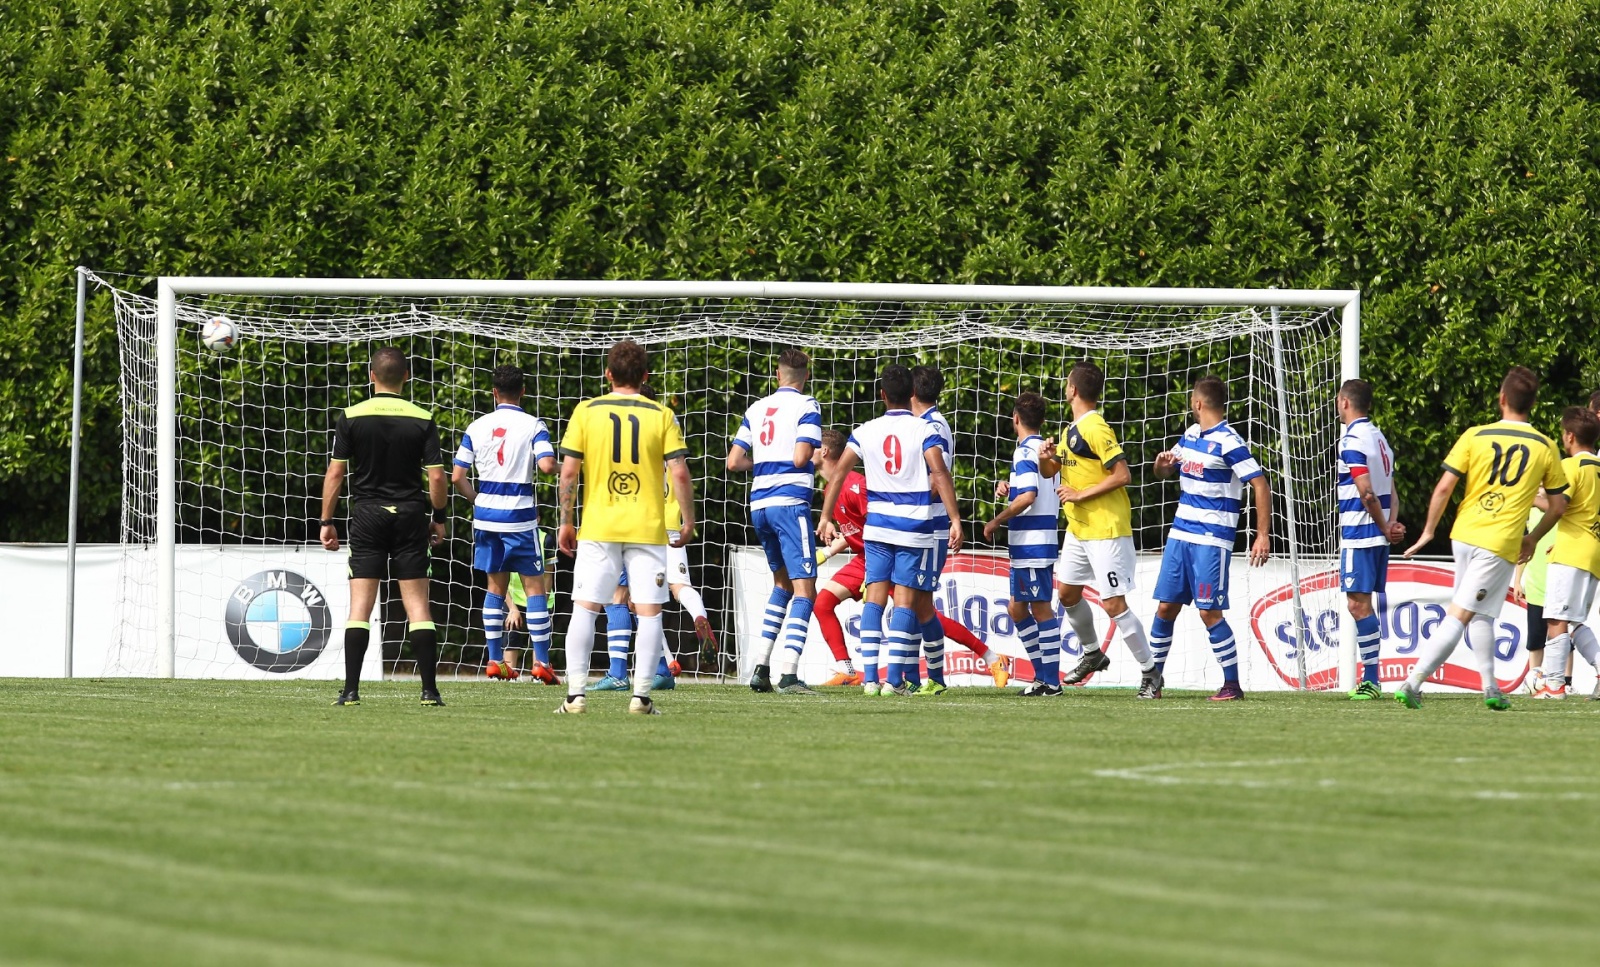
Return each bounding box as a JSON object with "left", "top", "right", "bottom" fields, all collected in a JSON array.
[{"left": 883, "top": 435, "right": 904, "bottom": 474}]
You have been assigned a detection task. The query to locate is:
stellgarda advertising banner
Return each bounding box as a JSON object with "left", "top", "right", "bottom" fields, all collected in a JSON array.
[{"left": 729, "top": 549, "right": 1566, "bottom": 693}]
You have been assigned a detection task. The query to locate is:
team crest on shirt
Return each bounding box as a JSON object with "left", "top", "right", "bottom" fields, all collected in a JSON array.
[
  {"left": 608, "top": 471, "right": 641, "bottom": 496},
  {"left": 1479, "top": 492, "right": 1505, "bottom": 513}
]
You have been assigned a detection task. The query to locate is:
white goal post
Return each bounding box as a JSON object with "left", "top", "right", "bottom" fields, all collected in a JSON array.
[{"left": 80, "top": 274, "right": 1360, "bottom": 688}]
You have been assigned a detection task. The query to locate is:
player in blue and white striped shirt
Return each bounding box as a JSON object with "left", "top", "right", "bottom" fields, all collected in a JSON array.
[
  {"left": 985, "top": 392, "right": 1064, "bottom": 695},
  {"left": 727, "top": 349, "right": 824, "bottom": 694},
  {"left": 819, "top": 363, "right": 964, "bottom": 696},
  {"left": 450, "top": 365, "right": 559, "bottom": 683},
  {"left": 1336, "top": 379, "right": 1405, "bottom": 700},
  {"left": 1151, "top": 376, "right": 1272, "bottom": 701}
]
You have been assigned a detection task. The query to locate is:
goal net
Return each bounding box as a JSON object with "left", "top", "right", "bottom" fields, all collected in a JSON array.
[{"left": 94, "top": 275, "right": 1357, "bottom": 691}]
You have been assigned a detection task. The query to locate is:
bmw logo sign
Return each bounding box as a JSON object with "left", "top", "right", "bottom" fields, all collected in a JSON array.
[{"left": 225, "top": 570, "right": 334, "bottom": 672}]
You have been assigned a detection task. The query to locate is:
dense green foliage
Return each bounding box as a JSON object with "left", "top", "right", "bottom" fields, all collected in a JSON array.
[
  {"left": 4, "top": 680, "right": 1599, "bottom": 964},
  {"left": 4, "top": 0, "right": 1600, "bottom": 541}
]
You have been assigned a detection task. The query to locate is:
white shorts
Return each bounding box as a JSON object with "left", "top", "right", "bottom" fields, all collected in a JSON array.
[
  {"left": 1450, "top": 541, "right": 1515, "bottom": 617},
  {"left": 667, "top": 531, "right": 691, "bottom": 588},
  {"left": 572, "top": 541, "right": 670, "bottom": 606},
  {"left": 1544, "top": 563, "right": 1598, "bottom": 624},
  {"left": 1054, "top": 533, "right": 1137, "bottom": 599}
]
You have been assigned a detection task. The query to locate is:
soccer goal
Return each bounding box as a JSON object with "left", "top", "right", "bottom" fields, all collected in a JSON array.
[{"left": 81, "top": 274, "right": 1360, "bottom": 690}]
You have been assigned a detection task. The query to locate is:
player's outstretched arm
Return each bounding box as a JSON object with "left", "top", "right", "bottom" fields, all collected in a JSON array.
[
  {"left": 450, "top": 464, "right": 478, "bottom": 504},
  {"left": 1521, "top": 491, "right": 1569, "bottom": 563},
  {"left": 669, "top": 456, "right": 695, "bottom": 547},
  {"left": 319, "top": 460, "right": 346, "bottom": 551},
  {"left": 926, "top": 447, "right": 963, "bottom": 552},
  {"left": 1248, "top": 474, "right": 1272, "bottom": 566},
  {"left": 1402, "top": 470, "right": 1460, "bottom": 558},
  {"left": 557, "top": 455, "right": 583, "bottom": 556},
  {"left": 816, "top": 448, "right": 859, "bottom": 544}
]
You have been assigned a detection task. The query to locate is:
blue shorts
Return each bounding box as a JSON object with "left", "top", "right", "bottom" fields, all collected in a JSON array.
[
  {"left": 1341, "top": 545, "right": 1389, "bottom": 594},
  {"left": 1009, "top": 565, "right": 1053, "bottom": 602},
  {"left": 752, "top": 504, "right": 818, "bottom": 580},
  {"left": 1153, "top": 538, "right": 1231, "bottom": 610},
  {"left": 929, "top": 532, "right": 950, "bottom": 577},
  {"left": 864, "top": 541, "right": 940, "bottom": 592},
  {"left": 473, "top": 528, "right": 545, "bottom": 577}
]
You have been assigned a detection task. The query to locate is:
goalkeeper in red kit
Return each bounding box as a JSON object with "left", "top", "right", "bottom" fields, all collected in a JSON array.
[{"left": 811, "top": 428, "right": 1010, "bottom": 687}]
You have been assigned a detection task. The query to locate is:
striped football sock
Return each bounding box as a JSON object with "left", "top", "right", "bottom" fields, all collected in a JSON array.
[
  {"left": 1150, "top": 613, "right": 1174, "bottom": 674},
  {"left": 777, "top": 597, "right": 814, "bottom": 676},
  {"left": 1016, "top": 615, "right": 1041, "bottom": 680},
  {"left": 860, "top": 601, "right": 885, "bottom": 684},
  {"left": 1207, "top": 620, "right": 1239, "bottom": 683},
  {"left": 525, "top": 596, "right": 553, "bottom": 666},
  {"left": 482, "top": 592, "right": 506, "bottom": 663},
  {"left": 1036, "top": 617, "right": 1062, "bottom": 687},
  {"left": 604, "top": 603, "right": 632, "bottom": 680},
  {"left": 922, "top": 617, "right": 946, "bottom": 686},
  {"left": 755, "top": 587, "right": 793, "bottom": 666},
  {"left": 1356, "top": 613, "right": 1381, "bottom": 685}
]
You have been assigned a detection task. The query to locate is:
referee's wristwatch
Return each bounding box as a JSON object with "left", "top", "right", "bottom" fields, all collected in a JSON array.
[
  {"left": 319, "top": 518, "right": 335, "bottom": 529},
  {"left": 432, "top": 507, "right": 447, "bottom": 524}
]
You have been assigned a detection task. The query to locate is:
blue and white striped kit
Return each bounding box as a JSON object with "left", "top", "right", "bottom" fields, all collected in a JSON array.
[
  {"left": 1007, "top": 434, "right": 1060, "bottom": 568},
  {"left": 1168, "top": 420, "right": 1264, "bottom": 549},
  {"left": 848, "top": 410, "right": 944, "bottom": 548},
  {"left": 454, "top": 404, "right": 555, "bottom": 532},
  {"left": 1337, "top": 417, "right": 1395, "bottom": 548},
  {"left": 732, "top": 387, "right": 823, "bottom": 510}
]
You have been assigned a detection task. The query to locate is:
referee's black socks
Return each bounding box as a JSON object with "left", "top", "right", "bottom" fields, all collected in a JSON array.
[
  {"left": 344, "top": 622, "right": 371, "bottom": 695},
  {"left": 410, "top": 621, "right": 439, "bottom": 694}
]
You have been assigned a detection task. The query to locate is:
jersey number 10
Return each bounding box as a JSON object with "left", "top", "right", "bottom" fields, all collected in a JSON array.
[
  {"left": 609, "top": 413, "right": 641, "bottom": 464},
  {"left": 1487, "top": 442, "right": 1530, "bottom": 487}
]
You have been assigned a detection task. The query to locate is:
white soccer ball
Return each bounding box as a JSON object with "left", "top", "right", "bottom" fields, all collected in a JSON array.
[{"left": 201, "top": 316, "right": 237, "bottom": 353}]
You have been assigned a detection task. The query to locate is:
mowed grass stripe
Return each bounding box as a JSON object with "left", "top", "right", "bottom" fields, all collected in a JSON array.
[{"left": 2, "top": 681, "right": 1599, "bottom": 965}]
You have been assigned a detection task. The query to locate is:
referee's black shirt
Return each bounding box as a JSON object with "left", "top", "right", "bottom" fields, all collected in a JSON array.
[{"left": 331, "top": 393, "right": 444, "bottom": 503}]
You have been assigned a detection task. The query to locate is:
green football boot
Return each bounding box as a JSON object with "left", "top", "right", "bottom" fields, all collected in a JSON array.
[{"left": 1348, "top": 681, "right": 1382, "bottom": 701}]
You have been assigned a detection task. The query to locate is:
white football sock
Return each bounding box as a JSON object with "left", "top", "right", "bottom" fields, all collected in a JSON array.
[
  {"left": 1544, "top": 632, "right": 1572, "bottom": 686},
  {"left": 675, "top": 586, "right": 708, "bottom": 622},
  {"left": 1112, "top": 609, "right": 1154, "bottom": 670},
  {"left": 1407, "top": 614, "right": 1465, "bottom": 688},
  {"left": 1063, "top": 600, "right": 1098, "bottom": 653},
  {"left": 632, "top": 613, "right": 665, "bottom": 698},
  {"left": 1470, "top": 615, "right": 1497, "bottom": 692},
  {"left": 564, "top": 606, "right": 599, "bottom": 696}
]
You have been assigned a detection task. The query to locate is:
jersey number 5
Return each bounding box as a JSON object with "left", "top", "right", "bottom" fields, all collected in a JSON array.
[
  {"left": 1487, "top": 442, "right": 1530, "bottom": 487},
  {"left": 883, "top": 435, "right": 904, "bottom": 474},
  {"left": 609, "top": 413, "right": 641, "bottom": 464},
  {"left": 760, "top": 406, "right": 778, "bottom": 446}
]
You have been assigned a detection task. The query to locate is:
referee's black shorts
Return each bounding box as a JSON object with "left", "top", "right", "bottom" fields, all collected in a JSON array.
[{"left": 348, "top": 500, "right": 431, "bottom": 580}]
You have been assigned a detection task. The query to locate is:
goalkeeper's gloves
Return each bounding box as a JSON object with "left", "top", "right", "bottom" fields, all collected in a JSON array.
[{"left": 816, "top": 547, "right": 833, "bottom": 565}]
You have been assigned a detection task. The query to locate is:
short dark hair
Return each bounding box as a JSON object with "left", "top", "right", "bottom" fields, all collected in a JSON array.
[
  {"left": 1193, "top": 375, "right": 1228, "bottom": 410},
  {"left": 371, "top": 347, "right": 409, "bottom": 386},
  {"left": 911, "top": 364, "right": 943, "bottom": 404},
  {"left": 881, "top": 364, "right": 913, "bottom": 408},
  {"left": 638, "top": 382, "right": 658, "bottom": 401},
  {"left": 1338, "top": 378, "right": 1372, "bottom": 415},
  {"left": 1563, "top": 406, "right": 1600, "bottom": 448},
  {"left": 1501, "top": 366, "right": 1538, "bottom": 415},
  {"left": 1068, "top": 361, "right": 1104, "bottom": 403},
  {"left": 777, "top": 348, "right": 810, "bottom": 378},
  {"left": 1587, "top": 389, "right": 1600, "bottom": 415},
  {"left": 1014, "top": 391, "right": 1047, "bottom": 431},
  {"left": 491, "top": 364, "right": 524, "bottom": 399},
  {"left": 607, "top": 339, "right": 649, "bottom": 388},
  {"left": 821, "top": 427, "right": 847, "bottom": 456}
]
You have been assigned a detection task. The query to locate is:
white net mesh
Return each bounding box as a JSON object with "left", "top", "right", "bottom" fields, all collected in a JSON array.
[{"left": 97, "top": 275, "right": 1349, "bottom": 689}]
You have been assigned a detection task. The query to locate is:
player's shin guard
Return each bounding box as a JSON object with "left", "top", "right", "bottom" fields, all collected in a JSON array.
[
  {"left": 632, "top": 613, "right": 665, "bottom": 699},
  {"left": 409, "top": 622, "right": 439, "bottom": 693},
  {"left": 1572, "top": 624, "right": 1600, "bottom": 668},
  {"left": 1407, "top": 613, "right": 1465, "bottom": 687},
  {"left": 675, "top": 585, "right": 709, "bottom": 622},
  {"left": 343, "top": 622, "right": 370, "bottom": 694},
  {"left": 921, "top": 617, "right": 946, "bottom": 685},
  {"left": 859, "top": 601, "right": 885, "bottom": 683},
  {"left": 1016, "top": 615, "right": 1041, "bottom": 680},
  {"left": 1356, "top": 614, "right": 1382, "bottom": 685},
  {"left": 1036, "top": 617, "right": 1062, "bottom": 686},
  {"left": 1150, "top": 614, "right": 1174, "bottom": 674},
  {"left": 482, "top": 592, "right": 507, "bottom": 663},
  {"left": 778, "top": 597, "right": 814, "bottom": 676},
  {"left": 815, "top": 589, "right": 852, "bottom": 663},
  {"left": 1544, "top": 633, "right": 1573, "bottom": 686},
  {"left": 604, "top": 603, "right": 633, "bottom": 680},
  {"left": 1112, "top": 609, "right": 1154, "bottom": 670},
  {"left": 564, "top": 606, "right": 599, "bottom": 696},
  {"left": 1063, "top": 600, "right": 1098, "bottom": 654},
  {"left": 1206, "top": 620, "right": 1239, "bottom": 682},
  {"left": 885, "top": 607, "right": 920, "bottom": 687},
  {"left": 756, "top": 587, "right": 793, "bottom": 666},
  {"left": 526, "top": 596, "right": 553, "bottom": 667}
]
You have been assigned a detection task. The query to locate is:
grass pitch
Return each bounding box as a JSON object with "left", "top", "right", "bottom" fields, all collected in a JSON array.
[{"left": 3, "top": 681, "right": 1599, "bottom": 966}]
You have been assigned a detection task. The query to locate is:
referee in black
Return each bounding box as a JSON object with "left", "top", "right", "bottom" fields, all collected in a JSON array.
[{"left": 319, "top": 347, "right": 450, "bottom": 707}]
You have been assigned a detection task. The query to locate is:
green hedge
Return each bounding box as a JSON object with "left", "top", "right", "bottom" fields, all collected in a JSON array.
[{"left": 4, "top": 0, "right": 1600, "bottom": 543}]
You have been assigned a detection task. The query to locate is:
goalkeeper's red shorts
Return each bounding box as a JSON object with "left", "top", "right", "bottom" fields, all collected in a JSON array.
[{"left": 828, "top": 555, "right": 867, "bottom": 597}]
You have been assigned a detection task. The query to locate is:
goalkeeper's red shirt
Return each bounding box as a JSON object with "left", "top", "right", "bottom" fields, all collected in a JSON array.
[{"left": 834, "top": 471, "right": 868, "bottom": 554}]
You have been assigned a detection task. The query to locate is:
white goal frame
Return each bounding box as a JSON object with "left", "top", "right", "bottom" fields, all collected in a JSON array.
[{"left": 73, "top": 276, "right": 1361, "bottom": 684}]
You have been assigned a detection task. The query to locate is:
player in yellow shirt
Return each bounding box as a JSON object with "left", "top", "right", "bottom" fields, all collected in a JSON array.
[
  {"left": 553, "top": 340, "right": 695, "bottom": 716},
  {"left": 1533, "top": 407, "right": 1600, "bottom": 698},
  {"left": 1399, "top": 366, "right": 1569, "bottom": 710},
  {"left": 1039, "top": 361, "right": 1161, "bottom": 698}
]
